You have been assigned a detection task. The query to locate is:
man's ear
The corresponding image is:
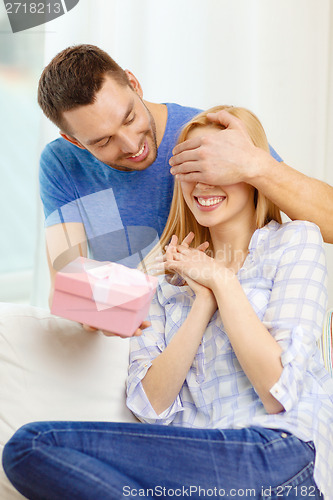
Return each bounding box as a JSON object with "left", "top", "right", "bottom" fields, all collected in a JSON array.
[
  {"left": 59, "top": 132, "right": 85, "bottom": 150},
  {"left": 125, "top": 70, "right": 143, "bottom": 98}
]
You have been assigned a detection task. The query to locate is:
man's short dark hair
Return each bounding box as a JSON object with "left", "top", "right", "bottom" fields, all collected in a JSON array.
[{"left": 38, "top": 44, "right": 130, "bottom": 133}]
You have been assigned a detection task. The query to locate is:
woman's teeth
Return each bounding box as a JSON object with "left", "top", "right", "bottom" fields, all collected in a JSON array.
[
  {"left": 197, "top": 197, "right": 224, "bottom": 207},
  {"left": 130, "top": 143, "right": 145, "bottom": 158}
]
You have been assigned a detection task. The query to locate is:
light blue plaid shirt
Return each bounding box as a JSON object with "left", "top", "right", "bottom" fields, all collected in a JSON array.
[{"left": 127, "top": 220, "right": 333, "bottom": 497}]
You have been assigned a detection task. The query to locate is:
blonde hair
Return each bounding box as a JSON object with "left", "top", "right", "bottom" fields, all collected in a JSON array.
[{"left": 141, "top": 105, "right": 281, "bottom": 273}]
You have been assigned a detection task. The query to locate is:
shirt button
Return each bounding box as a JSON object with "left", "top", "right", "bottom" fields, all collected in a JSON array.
[{"left": 281, "top": 432, "right": 288, "bottom": 438}]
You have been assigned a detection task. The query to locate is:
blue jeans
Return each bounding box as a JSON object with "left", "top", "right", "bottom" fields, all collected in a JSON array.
[{"left": 2, "top": 422, "right": 323, "bottom": 500}]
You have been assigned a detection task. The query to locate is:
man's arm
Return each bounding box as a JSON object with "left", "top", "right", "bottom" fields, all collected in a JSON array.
[
  {"left": 246, "top": 154, "right": 333, "bottom": 243},
  {"left": 46, "top": 222, "right": 88, "bottom": 307},
  {"left": 169, "top": 110, "right": 333, "bottom": 243}
]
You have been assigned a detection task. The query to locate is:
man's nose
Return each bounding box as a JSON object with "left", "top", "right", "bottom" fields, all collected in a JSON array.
[{"left": 117, "top": 130, "right": 140, "bottom": 155}]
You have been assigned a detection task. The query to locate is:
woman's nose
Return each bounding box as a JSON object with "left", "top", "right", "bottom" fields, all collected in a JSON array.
[{"left": 195, "top": 182, "right": 215, "bottom": 190}]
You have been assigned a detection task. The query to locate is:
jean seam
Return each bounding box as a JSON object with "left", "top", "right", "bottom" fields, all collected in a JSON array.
[
  {"left": 30, "top": 445, "right": 121, "bottom": 497},
  {"left": 260, "top": 435, "right": 300, "bottom": 450},
  {"left": 207, "top": 438, "right": 222, "bottom": 492},
  {"left": 31, "top": 427, "right": 288, "bottom": 447},
  {"left": 270, "top": 461, "right": 315, "bottom": 493}
]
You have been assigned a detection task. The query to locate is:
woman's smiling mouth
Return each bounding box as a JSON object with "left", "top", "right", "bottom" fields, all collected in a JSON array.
[{"left": 194, "top": 196, "right": 226, "bottom": 211}]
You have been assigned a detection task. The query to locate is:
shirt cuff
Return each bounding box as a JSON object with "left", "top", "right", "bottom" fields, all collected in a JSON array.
[
  {"left": 127, "top": 380, "right": 184, "bottom": 424},
  {"left": 126, "top": 361, "right": 184, "bottom": 424},
  {"left": 269, "top": 325, "right": 314, "bottom": 412}
]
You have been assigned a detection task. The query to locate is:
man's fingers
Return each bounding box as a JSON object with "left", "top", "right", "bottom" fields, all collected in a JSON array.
[
  {"left": 84, "top": 324, "right": 125, "bottom": 338},
  {"left": 174, "top": 172, "right": 204, "bottom": 183},
  {"left": 206, "top": 110, "right": 237, "bottom": 127},
  {"left": 133, "top": 320, "right": 151, "bottom": 337},
  {"left": 170, "top": 162, "right": 202, "bottom": 176},
  {"left": 101, "top": 320, "right": 151, "bottom": 339},
  {"left": 206, "top": 110, "right": 247, "bottom": 133},
  {"left": 170, "top": 149, "right": 201, "bottom": 167},
  {"left": 133, "top": 325, "right": 149, "bottom": 337},
  {"left": 82, "top": 324, "right": 98, "bottom": 332},
  {"left": 100, "top": 330, "right": 118, "bottom": 337},
  {"left": 171, "top": 136, "right": 201, "bottom": 157},
  {"left": 140, "top": 320, "right": 151, "bottom": 330}
]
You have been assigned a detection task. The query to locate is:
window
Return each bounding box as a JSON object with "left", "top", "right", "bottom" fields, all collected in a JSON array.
[{"left": 0, "top": 7, "right": 44, "bottom": 302}]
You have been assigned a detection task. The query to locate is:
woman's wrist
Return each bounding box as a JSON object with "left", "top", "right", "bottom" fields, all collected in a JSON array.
[
  {"left": 210, "top": 264, "right": 236, "bottom": 294},
  {"left": 193, "top": 293, "right": 217, "bottom": 318}
]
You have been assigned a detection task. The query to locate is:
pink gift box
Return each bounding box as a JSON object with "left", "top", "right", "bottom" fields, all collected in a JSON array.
[{"left": 51, "top": 257, "right": 157, "bottom": 337}]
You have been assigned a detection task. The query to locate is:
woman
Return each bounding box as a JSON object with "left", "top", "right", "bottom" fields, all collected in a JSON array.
[
  {"left": 127, "top": 106, "right": 333, "bottom": 498},
  {"left": 3, "top": 107, "right": 333, "bottom": 499}
]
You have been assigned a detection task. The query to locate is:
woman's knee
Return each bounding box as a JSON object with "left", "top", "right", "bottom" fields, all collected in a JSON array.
[{"left": 2, "top": 421, "right": 51, "bottom": 476}]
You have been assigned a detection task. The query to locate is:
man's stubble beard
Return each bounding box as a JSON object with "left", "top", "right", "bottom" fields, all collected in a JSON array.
[{"left": 103, "top": 100, "right": 158, "bottom": 172}]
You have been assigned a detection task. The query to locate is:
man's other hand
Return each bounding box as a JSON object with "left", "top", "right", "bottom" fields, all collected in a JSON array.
[
  {"left": 169, "top": 110, "right": 262, "bottom": 185},
  {"left": 82, "top": 321, "right": 151, "bottom": 339}
]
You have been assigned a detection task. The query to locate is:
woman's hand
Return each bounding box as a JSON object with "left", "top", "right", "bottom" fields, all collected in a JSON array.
[
  {"left": 159, "top": 233, "right": 219, "bottom": 305},
  {"left": 164, "top": 232, "right": 209, "bottom": 261},
  {"left": 163, "top": 234, "right": 231, "bottom": 290}
]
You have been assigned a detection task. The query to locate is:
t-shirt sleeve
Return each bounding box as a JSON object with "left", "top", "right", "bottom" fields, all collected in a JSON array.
[
  {"left": 39, "top": 143, "right": 83, "bottom": 227},
  {"left": 268, "top": 144, "right": 283, "bottom": 162},
  {"left": 263, "top": 221, "right": 328, "bottom": 411}
]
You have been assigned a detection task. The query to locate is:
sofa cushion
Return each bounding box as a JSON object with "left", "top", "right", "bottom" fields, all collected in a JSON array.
[{"left": 0, "top": 302, "right": 137, "bottom": 499}]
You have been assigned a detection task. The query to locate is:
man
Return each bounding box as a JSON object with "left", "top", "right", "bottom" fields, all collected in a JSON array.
[
  {"left": 39, "top": 44, "right": 333, "bottom": 333},
  {"left": 39, "top": 45, "right": 201, "bottom": 297}
]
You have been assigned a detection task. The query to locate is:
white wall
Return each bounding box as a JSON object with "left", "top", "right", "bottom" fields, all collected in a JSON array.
[{"left": 34, "top": 0, "right": 333, "bottom": 306}]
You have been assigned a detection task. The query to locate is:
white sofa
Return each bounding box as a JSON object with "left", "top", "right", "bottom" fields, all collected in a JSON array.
[{"left": 0, "top": 302, "right": 137, "bottom": 499}]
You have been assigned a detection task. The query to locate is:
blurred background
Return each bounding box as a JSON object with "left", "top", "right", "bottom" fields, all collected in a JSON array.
[{"left": 0, "top": 0, "right": 332, "bottom": 308}]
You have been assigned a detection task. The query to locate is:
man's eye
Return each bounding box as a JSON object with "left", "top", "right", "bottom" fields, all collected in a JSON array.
[
  {"left": 99, "top": 138, "right": 111, "bottom": 148},
  {"left": 125, "top": 114, "right": 135, "bottom": 125}
]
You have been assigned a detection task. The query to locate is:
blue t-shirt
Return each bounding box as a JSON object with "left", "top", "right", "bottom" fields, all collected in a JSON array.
[{"left": 40, "top": 102, "right": 282, "bottom": 267}]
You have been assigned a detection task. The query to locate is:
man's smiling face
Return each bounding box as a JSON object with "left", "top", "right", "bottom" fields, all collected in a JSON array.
[{"left": 60, "top": 72, "right": 158, "bottom": 171}]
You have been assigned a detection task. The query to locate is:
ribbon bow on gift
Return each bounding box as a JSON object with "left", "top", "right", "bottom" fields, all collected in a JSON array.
[{"left": 85, "top": 262, "right": 154, "bottom": 311}]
